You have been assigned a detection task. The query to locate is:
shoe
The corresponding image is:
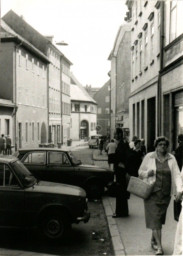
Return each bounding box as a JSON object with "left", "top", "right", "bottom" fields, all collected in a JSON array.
[
  {"left": 155, "top": 248, "right": 164, "bottom": 255},
  {"left": 151, "top": 240, "right": 158, "bottom": 250}
]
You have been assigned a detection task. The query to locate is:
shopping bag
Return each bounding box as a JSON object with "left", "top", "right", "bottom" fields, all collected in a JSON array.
[{"left": 127, "top": 176, "right": 154, "bottom": 199}]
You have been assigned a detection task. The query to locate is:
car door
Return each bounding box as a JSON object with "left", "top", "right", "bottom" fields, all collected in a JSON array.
[
  {"left": 0, "top": 163, "right": 24, "bottom": 227},
  {"left": 21, "top": 151, "right": 47, "bottom": 180},
  {"left": 46, "top": 151, "right": 76, "bottom": 185}
]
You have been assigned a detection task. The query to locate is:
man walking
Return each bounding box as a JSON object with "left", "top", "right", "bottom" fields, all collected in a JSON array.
[{"left": 0, "top": 134, "right": 6, "bottom": 155}]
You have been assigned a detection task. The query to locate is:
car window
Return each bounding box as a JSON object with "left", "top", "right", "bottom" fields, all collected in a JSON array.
[
  {"left": 0, "top": 163, "right": 18, "bottom": 187},
  {"left": 48, "top": 152, "right": 71, "bottom": 166},
  {"left": 23, "top": 152, "right": 46, "bottom": 164}
]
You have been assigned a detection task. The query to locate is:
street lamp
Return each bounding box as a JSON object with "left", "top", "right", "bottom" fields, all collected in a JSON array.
[{"left": 55, "top": 41, "right": 68, "bottom": 46}]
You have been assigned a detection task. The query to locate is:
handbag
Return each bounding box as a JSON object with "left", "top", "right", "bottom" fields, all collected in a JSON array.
[
  {"left": 127, "top": 176, "right": 154, "bottom": 199},
  {"left": 174, "top": 200, "right": 182, "bottom": 221}
]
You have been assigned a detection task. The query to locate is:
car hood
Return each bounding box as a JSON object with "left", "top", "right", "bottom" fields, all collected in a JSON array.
[
  {"left": 26, "top": 181, "right": 86, "bottom": 197},
  {"left": 79, "top": 164, "right": 112, "bottom": 172}
]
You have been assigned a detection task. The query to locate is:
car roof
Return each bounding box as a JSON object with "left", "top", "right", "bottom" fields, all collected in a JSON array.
[
  {"left": 17, "top": 148, "right": 68, "bottom": 153},
  {"left": 0, "top": 155, "right": 18, "bottom": 164}
]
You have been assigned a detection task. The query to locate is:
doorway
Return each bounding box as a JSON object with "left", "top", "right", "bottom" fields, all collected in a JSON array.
[{"left": 147, "top": 97, "right": 156, "bottom": 152}]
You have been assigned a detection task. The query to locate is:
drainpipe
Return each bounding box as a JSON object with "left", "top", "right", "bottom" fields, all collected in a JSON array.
[
  {"left": 157, "top": 1, "right": 165, "bottom": 136},
  {"left": 60, "top": 56, "right": 63, "bottom": 144}
]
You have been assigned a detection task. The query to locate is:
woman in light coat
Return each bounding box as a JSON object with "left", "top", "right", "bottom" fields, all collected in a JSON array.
[
  {"left": 138, "top": 136, "right": 183, "bottom": 255},
  {"left": 173, "top": 166, "right": 183, "bottom": 255}
]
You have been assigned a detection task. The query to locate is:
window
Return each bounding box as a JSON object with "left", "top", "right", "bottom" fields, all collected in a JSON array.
[
  {"left": 74, "top": 104, "right": 80, "bottom": 112},
  {"left": 144, "top": 30, "right": 148, "bottom": 67},
  {"left": 37, "top": 123, "right": 40, "bottom": 140},
  {"left": 105, "top": 96, "right": 109, "bottom": 103},
  {"left": 150, "top": 22, "right": 154, "bottom": 58},
  {"left": 84, "top": 105, "right": 88, "bottom": 112},
  {"left": 48, "top": 152, "right": 70, "bottom": 166},
  {"left": 170, "top": 0, "right": 177, "bottom": 42},
  {"left": 25, "top": 123, "right": 28, "bottom": 142},
  {"left": 32, "top": 123, "right": 34, "bottom": 141},
  {"left": 139, "top": 39, "right": 142, "bottom": 72},
  {"left": 0, "top": 164, "right": 17, "bottom": 186},
  {"left": 105, "top": 108, "right": 110, "bottom": 114},
  {"left": 23, "top": 152, "right": 46, "bottom": 164},
  {"left": 98, "top": 108, "right": 102, "bottom": 114}
]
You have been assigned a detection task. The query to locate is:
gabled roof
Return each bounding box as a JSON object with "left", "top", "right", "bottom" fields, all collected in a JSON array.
[
  {"left": 2, "top": 10, "right": 72, "bottom": 65},
  {"left": 0, "top": 19, "right": 50, "bottom": 63},
  {"left": 70, "top": 73, "right": 97, "bottom": 104},
  {"left": 3, "top": 10, "right": 49, "bottom": 55}
]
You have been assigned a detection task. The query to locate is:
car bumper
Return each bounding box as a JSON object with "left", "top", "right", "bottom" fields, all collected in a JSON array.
[{"left": 76, "top": 210, "right": 90, "bottom": 223}]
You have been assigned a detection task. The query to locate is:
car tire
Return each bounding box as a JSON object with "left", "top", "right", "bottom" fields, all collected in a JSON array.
[
  {"left": 86, "top": 180, "right": 104, "bottom": 199},
  {"left": 41, "top": 210, "right": 70, "bottom": 240}
]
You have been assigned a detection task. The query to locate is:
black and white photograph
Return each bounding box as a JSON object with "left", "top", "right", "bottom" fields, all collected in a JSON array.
[{"left": 0, "top": 0, "right": 183, "bottom": 255}]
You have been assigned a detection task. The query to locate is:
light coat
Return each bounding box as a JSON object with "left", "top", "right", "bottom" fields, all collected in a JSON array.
[{"left": 138, "top": 152, "right": 183, "bottom": 196}]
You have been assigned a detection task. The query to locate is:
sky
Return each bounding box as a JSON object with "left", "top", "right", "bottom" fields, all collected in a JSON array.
[{"left": 1, "top": 0, "right": 127, "bottom": 88}]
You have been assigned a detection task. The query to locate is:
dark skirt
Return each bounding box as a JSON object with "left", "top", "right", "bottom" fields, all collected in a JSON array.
[
  {"left": 144, "top": 191, "right": 171, "bottom": 229},
  {"left": 108, "top": 153, "right": 115, "bottom": 164}
]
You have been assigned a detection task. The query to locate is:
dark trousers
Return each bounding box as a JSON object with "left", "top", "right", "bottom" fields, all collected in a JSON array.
[{"left": 114, "top": 165, "right": 129, "bottom": 216}]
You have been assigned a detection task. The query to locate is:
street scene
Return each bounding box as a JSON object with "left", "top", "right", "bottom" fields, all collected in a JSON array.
[{"left": 0, "top": 0, "right": 183, "bottom": 256}]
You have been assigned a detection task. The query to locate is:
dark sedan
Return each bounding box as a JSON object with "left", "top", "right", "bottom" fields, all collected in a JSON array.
[
  {"left": 14, "top": 148, "right": 114, "bottom": 198},
  {"left": 0, "top": 156, "right": 90, "bottom": 240}
]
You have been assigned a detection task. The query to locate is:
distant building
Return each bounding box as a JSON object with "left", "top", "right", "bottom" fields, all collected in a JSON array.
[
  {"left": 70, "top": 74, "right": 97, "bottom": 140},
  {"left": 85, "top": 85, "right": 100, "bottom": 98},
  {"left": 93, "top": 80, "right": 110, "bottom": 136},
  {"left": 108, "top": 24, "right": 131, "bottom": 138},
  {"left": 2, "top": 10, "right": 72, "bottom": 147}
]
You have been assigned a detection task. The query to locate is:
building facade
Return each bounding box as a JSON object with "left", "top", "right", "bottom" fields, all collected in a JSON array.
[
  {"left": 126, "top": 0, "right": 183, "bottom": 151},
  {"left": 0, "top": 20, "right": 49, "bottom": 149},
  {"left": 70, "top": 74, "right": 97, "bottom": 140},
  {"left": 108, "top": 24, "right": 131, "bottom": 139},
  {"left": 93, "top": 80, "right": 110, "bottom": 136}
]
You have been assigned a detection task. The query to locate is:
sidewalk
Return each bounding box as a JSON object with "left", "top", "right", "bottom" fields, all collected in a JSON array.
[{"left": 93, "top": 150, "right": 177, "bottom": 256}]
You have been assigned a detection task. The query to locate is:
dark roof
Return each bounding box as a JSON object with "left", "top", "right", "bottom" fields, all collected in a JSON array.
[
  {"left": 2, "top": 10, "right": 72, "bottom": 65},
  {"left": 3, "top": 10, "right": 49, "bottom": 55}
]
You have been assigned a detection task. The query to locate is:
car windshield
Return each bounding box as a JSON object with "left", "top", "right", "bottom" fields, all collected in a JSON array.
[
  {"left": 12, "top": 160, "right": 37, "bottom": 187},
  {"left": 68, "top": 151, "right": 81, "bottom": 165}
]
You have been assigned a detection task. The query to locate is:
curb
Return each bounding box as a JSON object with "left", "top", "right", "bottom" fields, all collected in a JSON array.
[
  {"left": 102, "top": 197, "right": 126, "bottom": 256},
  {"left": 92, "top": 150, "right": 108, "bottom": 161}
]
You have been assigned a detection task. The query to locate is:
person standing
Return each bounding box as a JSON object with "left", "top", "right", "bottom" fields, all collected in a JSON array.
[
  {"left": 0, "top": 134, "right": 6, "bottom": 155},
  {"left": 126, "top": 139, "right": 143, "bottom": 177},
  {"left": 99, "top": 137, "right": 104, "bottom": 155},
  {"left": 138, "top": 136, "right": 183, "bottom": 255},
  {"left": 106, "top": 139, "right": 117, "bottom": 170},
  {"left": 112, "top": 128, "right": 130, "bottom": 218},
  {"left": 174, "top": 134, "right": 183, "bottom": 171},
  {"left": 6, "top": 135, "right": 12, "bottom": 155},
  {"left": 172, "top": 167, "right": 183, "bottom": 255}
]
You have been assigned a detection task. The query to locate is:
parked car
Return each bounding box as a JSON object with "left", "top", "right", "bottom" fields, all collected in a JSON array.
[
  {"left": 88, "top": 134, "right": 103, "bottom": 149},
  {"left": 14, "top": 148, "right": 114, "bottom": 198},
  {"left": 0, "top": 156, "right": 90, "bottom": 240}
]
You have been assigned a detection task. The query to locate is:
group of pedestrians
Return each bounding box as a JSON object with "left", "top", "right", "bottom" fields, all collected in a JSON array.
[
  {"left": 105, "top": 128, "right": 183, "bottom": 255},
  {"left": 0, "top": 134, "right": 12, "bottom": 155}
]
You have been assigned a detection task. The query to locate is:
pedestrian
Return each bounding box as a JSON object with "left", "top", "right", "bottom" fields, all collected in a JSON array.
[
  {"left": 0, "top": 134, "right": 6, "bottom": 155},
  {"left": 106, "top": 139, "right": 117, "bottom": 170},
  {"left": 174, "top": 134, "right": 183, "bottom": 171},
  {"left": 6, "top": 135, "right": 12, "bottom": 155},
  {"left": 172, "top": 167, "right": 183, "bottom": 255},
  {"left": 140, "top": 138, "right": 147, "bottom": 157},
  {"left": 138, "top": 136, "right": 183, "bottom": 255},
  {"left": 112, "top": 127, "right": 130, "bottom": 218},
  {"left": 126, "top": 139, "right": 143, "bottom": 177},
  {"left": 129, "top": 135, "right": 138, "bottom": 149},
  {"left": 99, "top": 137, "right": 104, "bottom": 155}
]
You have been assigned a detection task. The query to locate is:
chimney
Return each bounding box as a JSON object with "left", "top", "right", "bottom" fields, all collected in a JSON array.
[{"left": 45, "top": 35, "right": 54, "bottom": 43}]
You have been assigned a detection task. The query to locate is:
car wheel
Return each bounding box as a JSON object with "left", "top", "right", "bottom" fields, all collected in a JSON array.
[
  {"left": 41, "top": 211, "right": 70, "bottom": 240},
  {"left": 86, "top": 180, "right": 104, "bottom": 199}
]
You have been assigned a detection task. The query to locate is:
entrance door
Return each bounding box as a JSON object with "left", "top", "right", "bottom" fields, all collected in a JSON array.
[
  {"left": 147, "top": 97, "right": 156, "bottom": 152},
  {"left": 174, "top": 106, "right": 183, "bottom": 148}
]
